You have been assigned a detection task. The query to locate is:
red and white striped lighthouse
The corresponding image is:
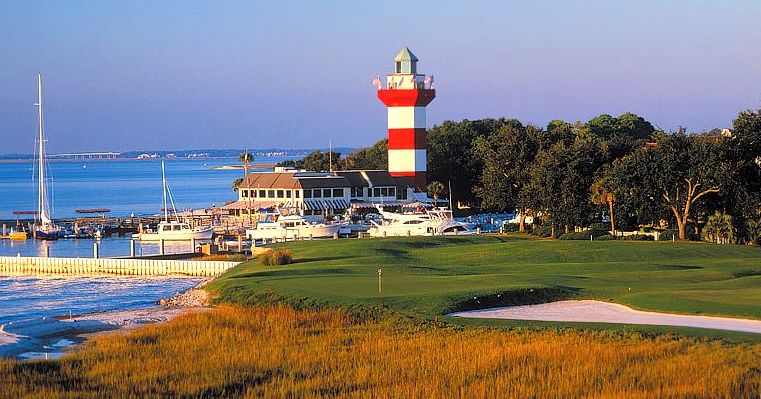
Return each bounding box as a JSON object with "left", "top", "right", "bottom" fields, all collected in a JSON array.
[{"left": 376, "top": 47, "right": 435, "bottom": 190}]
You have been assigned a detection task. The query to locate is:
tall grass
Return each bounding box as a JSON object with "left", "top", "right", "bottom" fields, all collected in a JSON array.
[{"left": 1, "top": 305, "right": 760, "bottom": 398}]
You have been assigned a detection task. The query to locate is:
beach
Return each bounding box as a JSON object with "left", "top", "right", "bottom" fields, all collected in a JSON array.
[{"left": 0, "top": 281, "right": 211, "bottom": 359}]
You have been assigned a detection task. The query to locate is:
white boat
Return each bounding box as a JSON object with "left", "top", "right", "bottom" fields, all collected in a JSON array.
[
  {"left": 136, "top": 162, "right": 213, "bottom": 241},
  {"left": 138, "top": 220, "right": 214, "bottom": 241},
  {"left": 246, "top": 214, "right": 340, "bottom": 241},
  {"left": 368, "top": 207, "right": 474, "bottom": 237},
  {"left": 32, "top": 73, "right": 60, "bottom": 241}
]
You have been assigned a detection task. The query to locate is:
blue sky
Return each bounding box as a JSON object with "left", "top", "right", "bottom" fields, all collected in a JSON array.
[{"left": 1, "top": 1, "right": 760, "bottom": 153}]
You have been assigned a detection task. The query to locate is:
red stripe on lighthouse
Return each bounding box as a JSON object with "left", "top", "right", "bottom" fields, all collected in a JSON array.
[
  {"left": 390, "top": 171, "right": 427, "bottom": 190},
  {"left": 387, "top": 128, "right": 427, "bottom": 150},
  {"left": 378, "top": 89, "right": 436, "bottom": 107}
]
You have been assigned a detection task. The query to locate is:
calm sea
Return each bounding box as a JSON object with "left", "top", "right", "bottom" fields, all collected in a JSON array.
[
  {"left": 0, "top": 156, "right": 291, "bottom": 219},
  {"left": 0, "top": 156, "right": 288, "bottom": 344}
]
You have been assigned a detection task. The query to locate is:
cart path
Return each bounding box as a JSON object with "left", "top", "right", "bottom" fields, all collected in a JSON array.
[{"left": 450, "top": 300, "right": 761, "bottom": 334}]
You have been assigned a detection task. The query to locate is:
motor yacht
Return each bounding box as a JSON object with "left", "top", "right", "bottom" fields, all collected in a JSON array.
[
  {"left": 368, "top": 207, "right": 474, "bottom": 237},
  {"left": 246, "top": 214, "right": 340, "bottom": 241}
]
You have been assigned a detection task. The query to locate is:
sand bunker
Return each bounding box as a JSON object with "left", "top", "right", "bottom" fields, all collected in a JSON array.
[{"left": 451, "top": 300, "right": 761, "bottom": 334}]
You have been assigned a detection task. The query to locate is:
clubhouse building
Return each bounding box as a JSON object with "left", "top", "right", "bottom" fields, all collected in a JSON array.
[{"left": 222, "top": 168, "right": 420, "bottom": 217}]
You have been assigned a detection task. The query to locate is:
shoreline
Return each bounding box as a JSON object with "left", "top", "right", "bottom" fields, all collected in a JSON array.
[{"left": 0, "top": 279, "right": 213, "bottom": 360}]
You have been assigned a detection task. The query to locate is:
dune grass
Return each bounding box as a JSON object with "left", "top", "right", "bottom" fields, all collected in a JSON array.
[
  {"left": 1, "top": 305, "right": 760, "bottom": 398},
  {"left": 208, "top": 235, "right": 761, "bottom": 332}
]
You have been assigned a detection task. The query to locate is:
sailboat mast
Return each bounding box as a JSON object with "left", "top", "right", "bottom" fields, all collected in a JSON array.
[
  {"left": 36, "top": 73, "right": 50, "bottom": 226},
  {"left": 162, "top": 161, "right": 168, "bottom": 222}
]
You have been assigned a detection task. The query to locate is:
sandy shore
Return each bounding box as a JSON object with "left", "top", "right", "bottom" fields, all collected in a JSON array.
[
  {"left": 451, "top": 300, "right": 761, "bottom": 334},
  {"left": 0, "top": 281, "right": 212, "bottom": 359}
]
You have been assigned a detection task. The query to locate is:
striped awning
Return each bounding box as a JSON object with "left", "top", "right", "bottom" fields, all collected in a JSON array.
[
  {"left": 350, "top": 200, "right": 419, "bottom": 209},
  {"left": 220, "top": 201, "right": 281, "bottom": 210},
  {"left": 303, "top": 199, "right": 349, "bottom": 211}
]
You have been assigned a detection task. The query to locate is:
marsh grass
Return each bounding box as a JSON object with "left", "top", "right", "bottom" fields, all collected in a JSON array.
[{"left": 1, "top": 305, "right": 760, "bottom": 398}]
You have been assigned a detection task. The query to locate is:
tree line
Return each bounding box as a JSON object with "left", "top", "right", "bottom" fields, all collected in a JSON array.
[{"left": 272, "top": 108, "right": 761, "bottom": 243}]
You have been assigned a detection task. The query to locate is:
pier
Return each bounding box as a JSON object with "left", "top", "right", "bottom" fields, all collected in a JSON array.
[{"left": 0, "top": 255, "right": 238, "bottom": 277}]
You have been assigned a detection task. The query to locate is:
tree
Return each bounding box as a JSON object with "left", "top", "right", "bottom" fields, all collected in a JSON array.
[
  {"left": 608, "top": 133, "right": 726, "bottom": 240},
  {"left": 276, "top": 151, "right": 342, "bottom": 171},
  {"left": 232, "top": 177, "right": 244, "bottom": 192},
  {"left": 344, "top": 139, "right": 387, "bottom": 170},
  {"left": 526, "top": 139, "right": 600, "bottom": 235},
  {"left": 428, "top": 119, "right": 520, "bottom": 206},
  {"left": 474, "top": 124, "right": 540, "bottom": 232},
  {"left": 239, "top": 151, "right": 254, "bottom": 179},
  {"left": 426, "top": 181, "right": 445, "bottom": 207},
  {"left": 590, "top": 177, "right": 616, "bottom": 234},
  {"left": 702, "top": 212, "right": 736, "bottom": 244}
]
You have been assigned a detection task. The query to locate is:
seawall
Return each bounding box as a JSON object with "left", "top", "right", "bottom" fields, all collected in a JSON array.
[{"left": 0, "top": 256, "right": 237, "bottom": 277}]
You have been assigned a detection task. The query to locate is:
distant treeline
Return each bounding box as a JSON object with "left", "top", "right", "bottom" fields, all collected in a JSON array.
[
  {"left": 0, "top": 148, "right": 357, "bottom": 160},
  {"left": 278, "top": 108, "right": 761, "bottom": 244}
]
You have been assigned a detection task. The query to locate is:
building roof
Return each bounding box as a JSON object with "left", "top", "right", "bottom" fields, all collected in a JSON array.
[
  {"left": 391, "top": 175, "right": 414, "bottom": 188},
  {"left": 394, "top": 47, "right": 418, "bottom": 62},
  {"left": 240, "top": 172, "right": 349, "bottom": 190},
  {"left": 363, "top": 170, "right": 397, "bottom": 186},
  {"left": 335, "top": 171, "right": 369, "bottom": 187}
]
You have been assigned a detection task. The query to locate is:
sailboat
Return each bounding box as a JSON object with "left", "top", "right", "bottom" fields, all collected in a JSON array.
[
  {"left": 33, "top": 73, "right": 59, "bottom": 241},
  {"left": 135, "top": 161, "right": 213, "bottom": 241}
]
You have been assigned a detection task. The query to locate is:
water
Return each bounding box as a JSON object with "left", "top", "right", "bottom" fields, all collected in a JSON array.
[
  {"left": 1, "top": 236, "right": 199, "bottom": 258},
  {"left": 0, "top": 276, "right": 201, "bottom": 326},
  {"left": 0, "top": 156, "right": 291, "bottom": 219},
  {"left": 0, "top": 157, "right": 268, "bottom": 355}
]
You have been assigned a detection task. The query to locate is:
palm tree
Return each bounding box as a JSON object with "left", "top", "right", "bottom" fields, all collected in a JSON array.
[
  {"left": 232, "top": 177, "right": 244, "bottom": 192},
  {"left": 426, "top": 181, "right": 445, "bottom": 207},
  {"left": 590, "top": 179, "right": 616, "bottom": 235},
  {"left": 239, "top": 151, "right": 254, "bottom": 176}
]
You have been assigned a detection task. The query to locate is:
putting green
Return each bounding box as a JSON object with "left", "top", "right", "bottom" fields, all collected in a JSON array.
[{"left": 209, "top": 235, "right": 761, "bottom": 327}]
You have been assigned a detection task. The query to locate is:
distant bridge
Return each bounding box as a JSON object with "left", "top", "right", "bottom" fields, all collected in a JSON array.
[{"left": 47, "top": 152, "right": 121, "bottom": 160}]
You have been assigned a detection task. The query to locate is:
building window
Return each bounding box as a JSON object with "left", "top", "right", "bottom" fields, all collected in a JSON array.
[
  {"left": 380, "top": 187, "right": 388, "bottom": 197},
  {"left": 259, "top": 190, "right": 266, "bottom": 198},
  {"left": 267, "top": 190, "right": 275, "bottom": 198},
  {"left": 323, "top": 189, "right": 332, "bottom": 198},
  {"left": 389, "top": 187, "right": 396, "bottom": 197},
  {"left": 333, "top": 188, "right": 343, "bottom": 197},
  {"left": 241, "top": 189, "right": 248, "bottom": 198},
  {"left": 395, "top": 61, "right": 401, "bottom": 73},
  {"left": 296, "top": 190, "right": 301, "bottom": 198},
  {"left": 373, "top": 187, "right": 381, "bottom": 197},
  {"left": 286, "top": 190, "right": 292, "bottom": 198},
  {"left": 313, "top": 189, "right": 322, "bottom": 198},
  {"left": 252, "top": 190, "right": 258, "bottom": 198},
  {"left": 397, "top": 188, "right": 407, "bottom": 200},
  {"left": 277, "top": 190, "right": 284, "bottom": 198}
]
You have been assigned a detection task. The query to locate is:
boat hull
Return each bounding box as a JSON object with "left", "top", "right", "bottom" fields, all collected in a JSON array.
[
  {"left": 247, "top": 224, "right": 341, "bottom": 241},
  {"left": 34, "top": 230, "right": 59, "bottom": 240},
  {"left": 135, "top": 228, "right": 213, "bottom": 241}
]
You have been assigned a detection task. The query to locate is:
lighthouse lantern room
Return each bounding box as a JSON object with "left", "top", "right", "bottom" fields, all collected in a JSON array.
[{"left": 376, "top": 47, "right": 435, "bottom": 190}]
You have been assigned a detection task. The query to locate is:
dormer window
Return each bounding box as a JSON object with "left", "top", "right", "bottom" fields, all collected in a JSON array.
[{"left": 395, "top": 61, "right": 402, "bottom": 73}]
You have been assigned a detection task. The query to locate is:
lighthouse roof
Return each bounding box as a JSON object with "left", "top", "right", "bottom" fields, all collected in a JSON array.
[{"left": 394, "top": 47, "right": 418, "bottom": 62}]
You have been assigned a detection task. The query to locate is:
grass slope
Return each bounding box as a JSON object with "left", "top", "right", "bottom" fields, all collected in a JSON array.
[{"left": 208, "top": 235, "right": 761, "bottom": 337}]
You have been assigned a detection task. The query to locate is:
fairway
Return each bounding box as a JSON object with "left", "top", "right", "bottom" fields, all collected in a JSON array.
[{"left": 208, "top": 235, "right": 761, "bottom": 330}]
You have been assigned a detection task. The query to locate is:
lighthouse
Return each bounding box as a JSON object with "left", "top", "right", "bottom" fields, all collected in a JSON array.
[{"left": 376, "top": 47, "right": 435, "bottom": 190}]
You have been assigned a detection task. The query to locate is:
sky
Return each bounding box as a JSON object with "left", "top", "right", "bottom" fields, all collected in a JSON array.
[{"left": 1, "top": 0, "right": 760, "bottom": 153}]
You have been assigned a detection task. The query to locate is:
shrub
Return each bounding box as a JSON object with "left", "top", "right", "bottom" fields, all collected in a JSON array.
[
  {"left": 260, "top": 249, "right": 293, "bottom": 266},
  {"left": 588, "top": 223, "right": 610, "bottom": 232},
  {"left": 659, "top": 229, "right": 675, "bottom": 241},
  {"left": 502, "top": 223, "right": 520, "bottom": 233},
  {"left": 531, "top": 224, "right": 553, "bottom": 238},
  {"left": 595, "top": 234, "right": 616, "bottom": 241},
  {"left": 559, "top": 229, "right": 609, "bottom": 240},
  {"left": 620, "top": 234, "right": 654, "bottom": 241}
]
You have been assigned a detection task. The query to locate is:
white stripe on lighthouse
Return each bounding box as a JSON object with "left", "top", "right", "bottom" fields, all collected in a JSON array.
[
  {"left": 388, "top": 149, "right": 427, "bottom": 172},
  {"left": 387, "top": 107, "right": 426, "bottom": 129}
]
